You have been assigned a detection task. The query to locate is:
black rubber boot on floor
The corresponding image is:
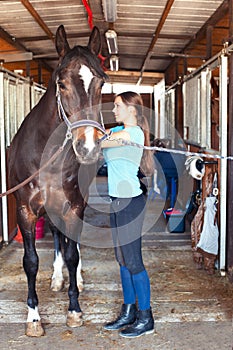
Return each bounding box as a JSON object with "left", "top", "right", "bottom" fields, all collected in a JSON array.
[
  {"left": 103, "top": 304, "right": 137, "bottom": 331},
  {"left": 119, "top": 307, "right": 154, "bottom": 338}
]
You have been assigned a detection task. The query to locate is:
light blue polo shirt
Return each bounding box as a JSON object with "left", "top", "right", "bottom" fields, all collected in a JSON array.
[{"left": 103, "top": 126, "right": 144, "bottom": 198}]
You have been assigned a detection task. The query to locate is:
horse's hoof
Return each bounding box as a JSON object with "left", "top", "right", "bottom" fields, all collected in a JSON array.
[
  {"left": 25, "top": 321, "right": 45, "bottom": 337},
  {"left": 51, "top": 277, "right": 64, "bottom": 292},
  {"left": 66, "top": 311, "right": 83, "bottom": 327}
]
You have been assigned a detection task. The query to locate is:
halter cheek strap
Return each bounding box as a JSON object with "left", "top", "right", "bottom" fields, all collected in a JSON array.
[{"left": 55, "top": 79, "right": 109, "bottom": 141}]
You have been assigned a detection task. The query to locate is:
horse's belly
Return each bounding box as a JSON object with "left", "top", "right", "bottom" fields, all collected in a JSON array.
[{"left": 44, "top": 188, "right": 84, "bottom": 240}]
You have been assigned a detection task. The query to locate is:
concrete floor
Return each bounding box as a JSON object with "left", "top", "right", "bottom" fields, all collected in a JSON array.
[{"left": 0, "top": 177, "right": 232, "bottom": 349}]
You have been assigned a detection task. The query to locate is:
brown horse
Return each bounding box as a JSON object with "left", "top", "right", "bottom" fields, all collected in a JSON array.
[{"left": 8, "top": 25, "right": 107, "bottom": 337}]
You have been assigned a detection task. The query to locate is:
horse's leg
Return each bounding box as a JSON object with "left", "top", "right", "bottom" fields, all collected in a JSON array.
[
  {"left": 50, "top": 224, "right": 84, "bottom": 292},
  {"left": 50, "top": 226, "right": 65, "bottom": 291},
  {"left": 76, "top": 243, "right": 84, "bottom": 292},
  {"left": 64, "top": 238, "right": 83, "bottom": 327},
  {"left": 18, "top": 208, "right": 45, "bottom": 337}
]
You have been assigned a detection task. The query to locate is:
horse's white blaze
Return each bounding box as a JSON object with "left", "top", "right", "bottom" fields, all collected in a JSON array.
[
  {"left": 27, "top": 306, "right": 40, "bottom": 322},
  {"left": 79, "top": 64, "right": 94, "bottom": 93},
  {"left": 84, "top": 126, "right": 95, "bottom": 152}
]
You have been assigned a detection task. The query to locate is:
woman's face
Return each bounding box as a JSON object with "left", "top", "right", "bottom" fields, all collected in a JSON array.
[{"left": 112, "top": 96, "right": 129, "bottom": 123}]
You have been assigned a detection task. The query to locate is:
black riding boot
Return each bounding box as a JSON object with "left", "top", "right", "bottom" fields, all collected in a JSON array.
[
  {"left": 104, "top": 304, "right": 137, "bottom": 331},
  {"left": 119, "top": 307, "right": 154, "bottom": 338}
]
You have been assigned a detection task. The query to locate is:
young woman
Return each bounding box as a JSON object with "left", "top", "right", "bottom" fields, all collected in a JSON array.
[{"left": 101, "top": 91, "right": 154, "bottom": 338}]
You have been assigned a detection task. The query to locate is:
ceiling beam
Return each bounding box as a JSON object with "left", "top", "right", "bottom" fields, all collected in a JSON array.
[
  {"left": 122, "top": 53, "right": 173, "bottom": 60},
  {"left": 0, "top": 52, "right": 33, "bottom": 62},
  {"left": 18, "top": 32, "right": 192, "bottom": 43},
  {"left": 106, "top": 70, "right": 164, "bottom": 78},
  {"left": 118, "top": 32, "right": 191, "bottom": 40},
  {"left": 183, "top": 0, "right": 229, "bottom": 53},
  {"left": 138, "top": 0, "right": 175, "bottom": 84},
  {"left": 20, "top": 0, "right": 55, "bottom": 42},
  {"left": 33, "top": 52, "right": 174, "bottom": 62},
  {"left": 106, "top": 70, "right": 164, "bottom": 86},
  {"left": 18, "top": 32, "right": 90, "bottom": 42},
  {"left": 0, "top": 26, "right": 28, "bottom": 52}
]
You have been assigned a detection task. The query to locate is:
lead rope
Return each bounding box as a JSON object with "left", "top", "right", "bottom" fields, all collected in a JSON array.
[
  {"left": 0, "top": 135, "right": 70, "bottom": 198},
  {"left": 109, "top": 138, "right": 232, "bottom": 161}
]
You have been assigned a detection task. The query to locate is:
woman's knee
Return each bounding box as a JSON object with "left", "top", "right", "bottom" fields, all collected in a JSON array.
[{"left": 125, "top": 261, "right": 145, "bottom": 275}]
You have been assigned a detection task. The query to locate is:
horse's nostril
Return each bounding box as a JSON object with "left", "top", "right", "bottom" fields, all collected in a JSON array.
[{"left": 74, "top": 140, "right": 82, "bottom": 149}]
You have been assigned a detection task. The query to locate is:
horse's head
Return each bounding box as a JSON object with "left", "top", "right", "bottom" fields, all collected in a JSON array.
[{"left": 55, "top": 25, "right": 108, "bottom": 164}]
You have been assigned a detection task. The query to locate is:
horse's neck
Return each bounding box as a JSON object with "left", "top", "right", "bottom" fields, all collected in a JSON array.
[
  {"left": 38, "top": 83, "right": 60, "bottom": 124},
  {"left": 42, "top": 82, "right": 56, "bottom": 108}
]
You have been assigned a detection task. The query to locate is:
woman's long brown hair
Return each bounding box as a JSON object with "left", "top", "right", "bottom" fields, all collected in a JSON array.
[{"left": 116, "top": 91, "right": 154, "bottom": 176}]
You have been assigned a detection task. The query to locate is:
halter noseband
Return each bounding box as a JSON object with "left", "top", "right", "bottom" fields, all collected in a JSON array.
[{"left": 56, "top": 79, "right": 110, "bottom": 141}]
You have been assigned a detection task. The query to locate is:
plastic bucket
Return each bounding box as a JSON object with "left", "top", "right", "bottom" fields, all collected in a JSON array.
[
  {"left": 35, "top": 217, "right": 45, "bottom": 240},
  {"left": 165, "top": 209, "right": 185, "bottom": 233}
]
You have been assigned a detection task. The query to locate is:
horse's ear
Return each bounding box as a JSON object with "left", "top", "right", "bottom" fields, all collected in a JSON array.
[
  {"left": 55, "top": 25, "right": 71, "bottom": 58},
  {"left": 88, "top": 26, "right": 101, "bottom": 56}
]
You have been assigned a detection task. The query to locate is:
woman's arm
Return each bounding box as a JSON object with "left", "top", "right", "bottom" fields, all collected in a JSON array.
[{"left": 100, "top": 129, "right": 131, "bottom": 148}]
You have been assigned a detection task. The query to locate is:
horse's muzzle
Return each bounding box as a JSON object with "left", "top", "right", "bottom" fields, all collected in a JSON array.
[{"left": 72, "top": 126, "right": 101, "bottom": 164}]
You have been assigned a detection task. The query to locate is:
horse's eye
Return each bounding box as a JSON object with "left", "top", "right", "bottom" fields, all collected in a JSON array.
[{"left": 58, "top": 81, "right": 66, "bottom": 90}]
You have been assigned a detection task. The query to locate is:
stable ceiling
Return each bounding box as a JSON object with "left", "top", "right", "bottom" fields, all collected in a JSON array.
[{"left": 0, "top": 0, "right": 230, "bottom": 86}]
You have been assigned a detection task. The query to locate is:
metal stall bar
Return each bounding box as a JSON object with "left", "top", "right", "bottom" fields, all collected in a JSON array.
[
  {"left": 154, "top": 79, "right": 165, "bottom": 139},
  {"left": 0, "top": 72, "right": 9, "bottom": 243},
  {"left": 219, "top": 53, "right": 228, "bottom": 274},
  {"left": 200, "top": 68, "right": 211, "bottom": 149}
]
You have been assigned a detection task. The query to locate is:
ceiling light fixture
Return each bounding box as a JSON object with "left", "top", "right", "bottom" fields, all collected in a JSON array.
[
  {"left": 110, "top": 55, "right": 119, "bottom": 71},
  {"left": 105, "top": 29, "right": 118, "bottom": 54},
  {"left": 102, "top": 0, "right": 117, "bottom": 23}
]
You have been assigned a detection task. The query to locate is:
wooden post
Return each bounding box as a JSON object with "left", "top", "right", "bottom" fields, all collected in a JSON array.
[
  {"left": 38, "top": 62, "right": 42, "bottom": 85},
  {"left": 175, "top": 84, "right": 183, "bottom": 140},
  {"left": 25, "top": 61, "right": 30, "bottom": 78},
  {"left": 175, "top": 60, "right": 183, "bottom": 141},
  {"left": 206, "top": 25, "right": 213, "bottom": 60},
  {"left": 227, "top": 0, "right": 233, "bottom": 280}
]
